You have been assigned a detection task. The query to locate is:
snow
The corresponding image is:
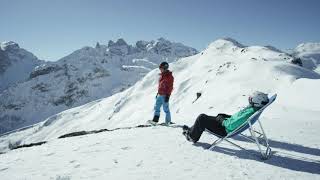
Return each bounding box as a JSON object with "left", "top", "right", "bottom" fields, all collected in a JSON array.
[
  {"left": 291, "top": 42, "right": 320, "bottom": 71},
  {"left": 0, "top": 38, "right": 320, "bottom": 179},
  {"left": 277, "top": 78, "right": 320, "bottom": 111},
  {"left": 295, "top": 42, "right": 320, "bottom": 54},
  {"left": 0, "top": 123, "right": 319, "bottom": 179}
]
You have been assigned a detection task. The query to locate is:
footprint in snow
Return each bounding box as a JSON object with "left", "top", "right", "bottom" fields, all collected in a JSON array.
[
  {"left": 121, "top": 146, "right": 132, "bottom": 150},
  {"left": 45, "top": 152, "right": 55, "bottom": 156},
  {"left": 136, "top": 160, "right": 143, "bottom": 167},
  {"left": 0, "top": 167, "right": 8, "bottom": 172}
]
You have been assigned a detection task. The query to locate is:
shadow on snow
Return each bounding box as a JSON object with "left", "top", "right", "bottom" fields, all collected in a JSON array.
[{"left": 194, "top": 139, "right": 320, "bottom": 175}]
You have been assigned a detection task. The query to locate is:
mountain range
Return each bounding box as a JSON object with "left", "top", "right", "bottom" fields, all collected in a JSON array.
[{"left": 0, "top": 38, "right": 197, "bottom": 134}]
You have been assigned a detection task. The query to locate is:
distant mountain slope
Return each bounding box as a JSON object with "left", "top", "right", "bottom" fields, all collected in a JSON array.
[
  {"left": 290, "top": 42, "right": 320, "bottom": 73},
  {"left": 0, "top": 41, "right": 42, "bottom": 92}
]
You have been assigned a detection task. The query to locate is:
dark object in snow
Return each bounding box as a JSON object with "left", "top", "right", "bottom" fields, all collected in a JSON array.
[
  {"left": 291, "top": 58, "right": 303, "bottom": 67},
  {"left": 192, "top": 92, "right": 202, "bottom": 103},
  {"left": 59, "top": 131, "right": 88, "bottom": 138},
  {"left": 10, "top": 141, "right": 47, "bottom": 150}
]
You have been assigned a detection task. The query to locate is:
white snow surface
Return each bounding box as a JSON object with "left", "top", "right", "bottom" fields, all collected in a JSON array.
[
  {"left": 0, "top": 38, "right": 320, "bottom": 179},
  {"left": 291, "top": 42, "right": 320, "bottom": 71}
]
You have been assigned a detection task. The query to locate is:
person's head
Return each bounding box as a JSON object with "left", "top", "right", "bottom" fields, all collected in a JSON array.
[
  {"left": 159, "top": 61, "right": 169, "bottom": 72},
  {"left": 248, "top": 91, "right": 269, "bottom": 108}
]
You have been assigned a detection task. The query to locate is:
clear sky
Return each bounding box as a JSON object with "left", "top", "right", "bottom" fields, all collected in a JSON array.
[{"left": 1, "top": 0, "right": 320, "bottom": 61}]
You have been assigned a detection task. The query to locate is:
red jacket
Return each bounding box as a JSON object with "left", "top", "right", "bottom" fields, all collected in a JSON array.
[{"left": 158, "top": 71, "right": 174, "bottom": 96}]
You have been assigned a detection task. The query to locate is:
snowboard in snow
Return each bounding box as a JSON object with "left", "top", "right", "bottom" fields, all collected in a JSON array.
[{"left": 146, "top": 120, "right": 183, "bottom": 128}]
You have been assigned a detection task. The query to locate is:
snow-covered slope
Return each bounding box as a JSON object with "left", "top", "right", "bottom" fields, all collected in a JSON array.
[
  {"left": 1, "top": 37, "right": 319, "bottom": 145},
  {"left": 0, "top": 41, "right": 42, "bottom": 92},
  {"left": 290, "top": 42, "right": 320, "bottom": 73},
  {"left": 0, "top": 38, "right": 319, "bottom": 179},
  {"left": 1, "top": 121, "right": 320, "bottom": 180},
  {"left": 0, "top": 38, "right": 197, "bottom": 134}
]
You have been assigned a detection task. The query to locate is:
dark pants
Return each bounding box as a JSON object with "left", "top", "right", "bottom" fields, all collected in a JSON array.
[{"left": 189, "top": 114, "right": 228, "bottom": 142}]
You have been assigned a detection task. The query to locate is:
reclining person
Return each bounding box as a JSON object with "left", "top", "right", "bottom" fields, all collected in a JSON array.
[{"left": 182, "top": 91, "right": 269, "bottom": 143}]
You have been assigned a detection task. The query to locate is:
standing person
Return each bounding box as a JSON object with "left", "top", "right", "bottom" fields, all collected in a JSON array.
[
  {"left": 182, "top": 91, "right": 269, "bottom": 142},
  {"left": 148, "top": 62, "right": 174, "bottom": 125}
]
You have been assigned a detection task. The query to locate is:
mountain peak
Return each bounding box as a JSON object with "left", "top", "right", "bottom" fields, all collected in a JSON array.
[
  {"left": 108, "top": 38, "right": 128, "bottom": 47},
  {"left": 0, "top": 41, "right": 20, "bottom": 51},
  {"left": 135, "top": 40, "right": 150, "bottom": 50},
  {"left": 221, "top": 37, "right": 243, "bottom": 45},
  {"left": 264, "top": 45, "right": 283, "bottom": 53},
  {"left": 115, "top": 38, "right": 128, "bottom": 46},
  {"left": 295, "top": 42, "right": 320, "bottom": 53},
  {"left": 157, "top": 37, "right": 169, "bottom": 43},
  {"left": 209, "top": 38, "right": 245, "bottom": 49},
  {"left": 108, "top": 40, "right": 115, "bottom": 47}
]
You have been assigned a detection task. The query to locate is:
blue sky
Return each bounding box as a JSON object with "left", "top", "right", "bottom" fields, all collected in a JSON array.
[{"left": 1, "top": 0, "right": 320, "bottom": 61}]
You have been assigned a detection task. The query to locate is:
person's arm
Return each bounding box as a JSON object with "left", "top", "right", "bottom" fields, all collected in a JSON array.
[
  {"left": 164, "top": 75, "right": 174, "bottom": 102},
  {"left": 217, "top": 113, "right": 231, "bottom": 118},
  {"left": 223, "top": 107, "right": 255, "bottom": 133}
]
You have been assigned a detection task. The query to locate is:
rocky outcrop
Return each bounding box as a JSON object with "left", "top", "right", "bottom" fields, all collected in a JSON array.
[
  {"left": 30, "top": 64, "right": 63, "bottom": 79},
  {"left": 0, "top": 49, "right": 10, "bottom": 74}
]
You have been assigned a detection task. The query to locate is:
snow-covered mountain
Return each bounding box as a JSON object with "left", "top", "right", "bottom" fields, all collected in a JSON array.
[
  {"left": 0, "top": 38, "right": 197, "bottom": 134},
  {"left": 289, "top": 42, "right": 320, "bottom": 73},
  {"left": 1, "top": 37, "right": 319, "bottom": 146},
  {"left": 0, "top": 41, "right": 42, "bottom": 92},
  {"left": 0, "top": 38, "right": 319, "bottom": 179}
]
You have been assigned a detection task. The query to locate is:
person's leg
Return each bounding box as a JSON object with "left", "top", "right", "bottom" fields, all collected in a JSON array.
[
  {"left": 162, "top": 97, "right": 171, "bottom": 124},
  {"left": 189, "top": 114, "right": 227, "bottom": 142},
  {"left": 153, "top": 96, "right": 163, "bottom": 122}
]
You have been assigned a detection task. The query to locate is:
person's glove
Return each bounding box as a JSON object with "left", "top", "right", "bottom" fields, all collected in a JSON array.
[{"left": 165, "top": 95, "right": 170, "bottom": 103}]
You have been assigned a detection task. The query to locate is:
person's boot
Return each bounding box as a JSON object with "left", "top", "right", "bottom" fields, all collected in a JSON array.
[
  {"left": 148, "top": 115, "right": 159, "bottom": 125},
  {"left": 182, "top": 125, "right": 190, "bottom": 134},
  {"left": 152, "top": 115, "right": 159, "bottom": 122},
  {"left": 182, "top": 125, "right": 196, "bottom": 143}
]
